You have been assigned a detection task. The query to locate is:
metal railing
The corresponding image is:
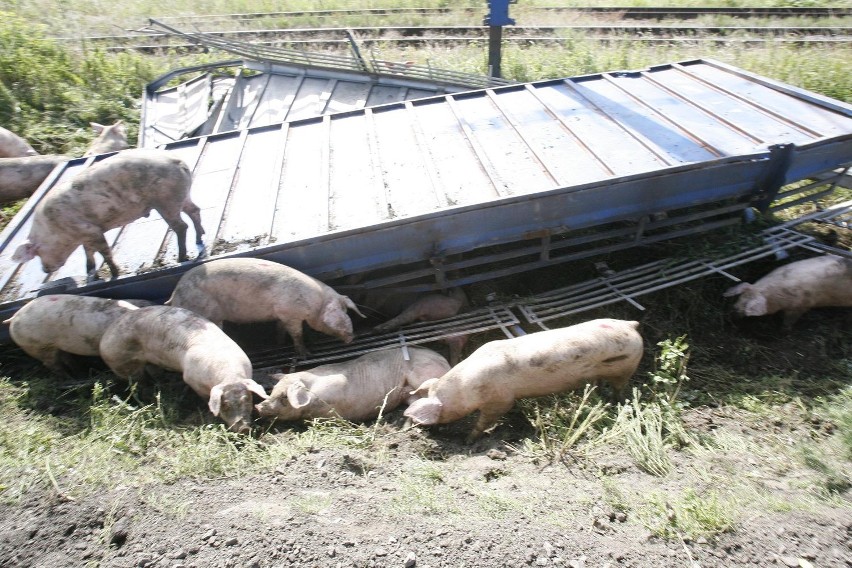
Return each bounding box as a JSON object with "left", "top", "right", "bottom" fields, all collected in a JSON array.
[{"left": 146, "top": 19, "right": 513, "bottom": 89}]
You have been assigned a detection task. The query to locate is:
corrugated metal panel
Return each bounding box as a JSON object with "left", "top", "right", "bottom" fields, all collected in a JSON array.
[
  {"left": 1, "top": 58, "right": 851, "bottom": 337},
  {"left": 140, "top": 60, "right": 495, "bottom": 148}
]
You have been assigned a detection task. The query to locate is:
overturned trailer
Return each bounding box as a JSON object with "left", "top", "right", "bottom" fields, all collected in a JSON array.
[{"left": 0, "top": 58, "right": 850, "bottom": 350}]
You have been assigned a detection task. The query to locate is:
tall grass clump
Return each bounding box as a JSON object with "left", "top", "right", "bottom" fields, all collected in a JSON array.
[
  {"left": 519, "top": 334, "right": 695, "bottom": 474},
  {"left": 641, "top": 488, "right": 737, "bottom": 542},
  {"left": 613, "top": 335, "right": 695, "bottom": 476}
]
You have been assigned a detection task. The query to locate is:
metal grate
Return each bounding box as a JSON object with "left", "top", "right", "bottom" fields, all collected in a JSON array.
[
  {"left": 249, "top": 304, "right": 520, "bottom": 372},
  {"left": 517, "top": 200, "right": 852, "bottom": 329}
]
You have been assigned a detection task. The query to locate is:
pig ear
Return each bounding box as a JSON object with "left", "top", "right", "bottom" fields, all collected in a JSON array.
[
  {"left": 409, "top": 377, "right": 439, "bottom": 397},
  {"left": 243, "top": 379, "right": 269, "bottom": 400},
  {"left": 90, "top": 122, "right": 105, "bottom": 134},
  {"left": 342, "top": 296, "right": 367, "bottom": 318},
  {"left": 11, "top": 242, "right": 37, "bottom": 263},
  {"left": 286, "top": 380, "right": 312, "bottom": 409},
  {"left": 723, "top": 283, "right": 751, "bottom": 297},
  {"left": 403, "top": 397, "right": 442, "bottom": 425},
  {"left": 208, "top": 384, "right": 224, "bottom": 416}
]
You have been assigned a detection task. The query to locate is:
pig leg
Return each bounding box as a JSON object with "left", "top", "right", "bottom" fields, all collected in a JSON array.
[
  {"left": 181, "top": 198, "right": 205, "bottom": 245},
  {"left": 606, "top": 375, "right": 632, "bottom": 404},
  {"left": 105, "top": 356, "right": 148, "bottom": 382},
  {"left": 467, "top": 399, "right": 515, "bottom": 443},
  {"left": 83, "top": 239, "right": 120, "bottom": 281},
  {"left": 277, "top": 320, "right": 308, "bottom": 358},
  {"left": 159, "top": 210, "right": 190, "bottom": 262}
]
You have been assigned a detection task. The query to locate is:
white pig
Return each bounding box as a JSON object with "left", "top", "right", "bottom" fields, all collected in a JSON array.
[
  {"left": 83, "top": 121, "right": 129, "bottom": 156},
  {"left": 99, "top": 305, "right": 268, "bottom": 433},
  {"left": 4, "top": 294, "right": 151, "bottom": 375},
  {"left": 11, "top": 148, "right": 204, "bottom": 280},
  {"left": 373, "top": 288, "right": 468, "bottom": 333},
  {"left": 0, "top": 126, "right": 38, "bottom": 158},
  {"left": 166, "top": 258, "right": 366, "bottom": 358},
  {"left": 0, "top": 155, "right": 69, "bottom": 204},
  {"left": 723, "top": 255, "right": 852, "bottom": 328},
  {"left": 255, "top": 346, "right": 451, "bottom": 422},
  {"left": 371, "top": 288, "right": 469, "bottom": 364},
  {"left": 404, "top": 319, "right": 644, "bottom": 442}
]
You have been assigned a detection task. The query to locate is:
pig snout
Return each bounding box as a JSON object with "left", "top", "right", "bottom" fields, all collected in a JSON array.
[
  {"left": 215, "top": 383, "right": 258, "bottom": 434},
  {"left": 255, "top": 398, "right": 282, "bottom": 418}
]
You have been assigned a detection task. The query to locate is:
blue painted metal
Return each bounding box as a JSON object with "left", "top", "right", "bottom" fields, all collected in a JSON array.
[
  {"left": 1, "top": 58, "right": 851, "bottom": 343},
  {"left": 484, "top": 0, "right": 516, "bottom": 26}
]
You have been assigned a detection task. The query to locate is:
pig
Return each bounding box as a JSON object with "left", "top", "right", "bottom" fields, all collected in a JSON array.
[
  {"left": 371, "top": 288, "right": 469, "bottom": 364},
  {"left": 0, "top": 155, "right": 70, "bottom": 204},
  {"left": 723, "top": 254, "right": 852, "bottom": 329},
  {"left": 83, "top": 121, "right": 129, "bottom": 156},
  {"left": 99, "top": 305, "right": 268, "bottom": 433},
  {"left": 404, "top": 318, "right": 644, "bottom": 442},
  {"left": 166, "top": 258, "right": 366, "bottom": 358},
  {"left": 374, "top": 288, "right": 468, "bottom": 332},
  {"left": 255, "top": 346, "right": 451, "bottom": 422},
  {"left": 4, "top": 294, "right": 152, "bottom": 376},
  {"left": 11, "top": 148, "right": 205, "bottom": 280},
  {"left": 0, "top": 126, "right": 38, "bottom": 158}
]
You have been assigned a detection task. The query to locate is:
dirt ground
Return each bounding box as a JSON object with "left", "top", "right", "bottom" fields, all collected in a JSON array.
[{"left": 0, "top": 405, "right": 850, "bottom": 568}]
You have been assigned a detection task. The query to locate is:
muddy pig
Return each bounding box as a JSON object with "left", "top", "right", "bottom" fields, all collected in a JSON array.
[
  {"left": 99, "top": 305, "right": 268, "bottom": 433},
  {"left": 256, "top": 346, "right": 451, "bottom": 422},
  {"left": 166, "top": 258, "right": 366, "bottom": 358},
  {"left": 4, "top": 294, "right": 151, "bottom": 376},
  {"left": 404, "top": 318, "right": 644, "bottom": 442},
  {"left": 11, "top": 148, "right": 204, "bottom": 280},
  {"left": 723, "top": 255, "right": 852, "bottom": 329}
]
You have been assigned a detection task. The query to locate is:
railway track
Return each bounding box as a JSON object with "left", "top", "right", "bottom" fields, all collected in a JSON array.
[
  {"left": 83, "top": 24, "right": 852, "bottom": 53},
  {"left": 146, "top": 6, "right": 852, "bottom": 26}
]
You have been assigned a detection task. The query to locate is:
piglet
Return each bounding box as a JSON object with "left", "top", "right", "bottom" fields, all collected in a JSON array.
[
  {"left": 99, "top": 305, "right": 268, "bottom": 433},
  {"left": 404, "top": 318, "right": 644, "bottom": 442},
  {"left": 4, "top": 294, "right": 151, "bottom": 376},
  {"left": 724, "top": 255, "right": 852, "bottom": 329},
  {"left": 372, "top": 288, "right": 469, "bottom": 364},
  {"left": 166, "top": 258, "right": 366, "bottom": 358},
  {"left": 256, "top": 346, "right": 451, "bottom": 422}
]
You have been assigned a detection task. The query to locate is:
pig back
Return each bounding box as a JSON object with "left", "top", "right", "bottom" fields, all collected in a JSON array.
[
  {"left": 46, "top": 149, "right": 191, "bottom": 231},
  {"left": 169, "top": 258, "right": 325, "bottom": 323},
  {"left": 448, "top": 319, "right": 643, "bottom": 399},
  {"left": 100, "top": 305, "right": 230, "bottom": 373},
  {"left": 10, "top": 295, "right": 141, "bottom": 356}
]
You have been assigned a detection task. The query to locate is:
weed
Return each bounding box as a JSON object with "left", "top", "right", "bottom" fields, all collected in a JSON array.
[
  {"left": 641, "top": 488, "right": 737, "bottom": 541},
  {"left": 389, "top": 460, "right": 459, "bottom": 516},
  {"left": 615, "top": 393, "right": 674, "bottom": 477},
  {"left": 519, "top": 385, "right": 613, "bottom": 457}
]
